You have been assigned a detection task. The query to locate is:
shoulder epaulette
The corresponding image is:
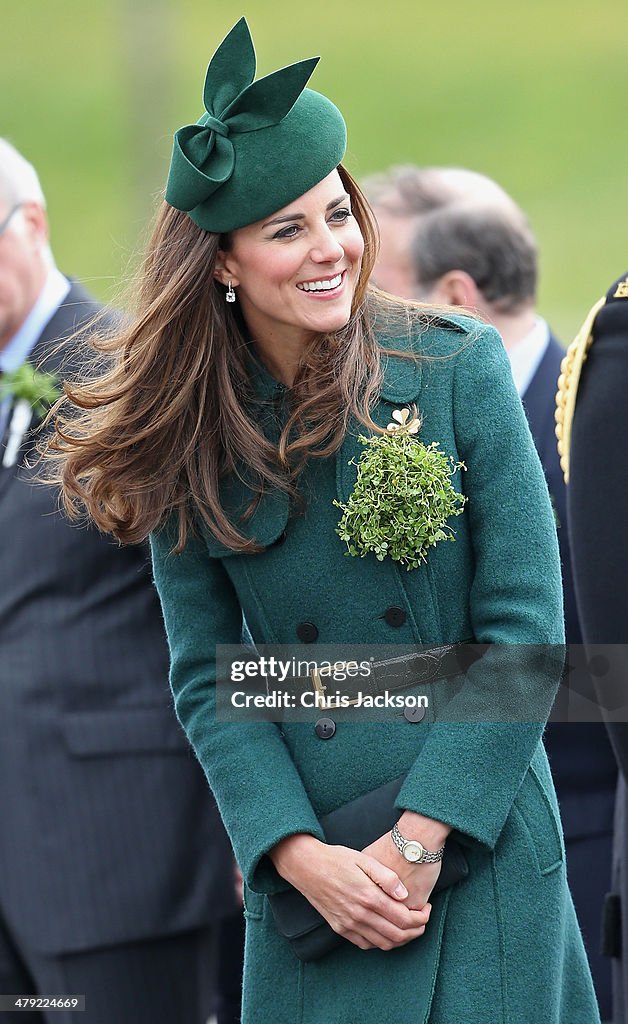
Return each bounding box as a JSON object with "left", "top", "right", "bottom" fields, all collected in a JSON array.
[{"left": 555, "top": 296, "right": 605, "bottom": 484}]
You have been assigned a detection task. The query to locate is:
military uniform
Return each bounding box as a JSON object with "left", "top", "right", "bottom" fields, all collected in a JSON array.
[{"left": 560, "top": 272, "right": 628, "bottom": 1024}]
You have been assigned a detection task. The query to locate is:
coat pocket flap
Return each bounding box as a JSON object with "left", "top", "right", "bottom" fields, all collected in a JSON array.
[
  {"left": 513, "top": 765, "right": 564, "bottom": 874},
  {"left": 61, "top": 708, "right": 192, "bottom": 757}
]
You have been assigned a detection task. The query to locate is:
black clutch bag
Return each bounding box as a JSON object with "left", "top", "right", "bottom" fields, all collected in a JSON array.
[{"left": 268, "top": 774, "right": 469, "bottom": 961}]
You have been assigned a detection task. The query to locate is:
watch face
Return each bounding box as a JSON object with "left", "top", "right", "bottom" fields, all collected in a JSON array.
[{"left": 403, "top": 841, "right": 425, "bottom": 863}]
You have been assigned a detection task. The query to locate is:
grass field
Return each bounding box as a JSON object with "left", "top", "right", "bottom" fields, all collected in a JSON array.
[{"left": 2, "top": 0, "right": 627, "bottom": 340}]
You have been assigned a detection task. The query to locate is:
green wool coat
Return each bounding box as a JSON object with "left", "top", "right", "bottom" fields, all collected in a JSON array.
[{"left": 150, "top": 315, "right": 600, "bottom": 1024}]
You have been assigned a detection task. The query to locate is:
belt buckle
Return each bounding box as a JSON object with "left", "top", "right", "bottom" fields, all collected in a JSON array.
[{"left": 310, "top": 664, "right": 362, "bottom": 709}]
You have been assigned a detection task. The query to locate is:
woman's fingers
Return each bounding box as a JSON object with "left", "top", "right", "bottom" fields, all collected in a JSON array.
[
  {"left": 361, "top": 834, "right": 443, "bottom": 912},
  {"left": 276, "top": 843, "right": 433, "bottom": 951},
  {"left": 359, "top": 892, "right": 432, "bottom": 933},
  {"left": 323, "top": 895, "right": 431, "bottom": 949},
  {"left": 328, "top": 893, "right": 431, "bottom": 950},
  {"left": 357, "top": 850, "right": 409, "bottom": 900},
  {"left": 343, "top": 930, "right": 374, "bottom": 950},
  {"left": 343, "top": 918, "right": 428, "bottom": 952},
  {"left": 344, "top": 903, "right": 430, "bottom": 946},
  {"left": 368, "top": 921, "right": 427, "bottom": 950},
  {"left": 356, "top": 854, "right": 433, "bottom": 923}
]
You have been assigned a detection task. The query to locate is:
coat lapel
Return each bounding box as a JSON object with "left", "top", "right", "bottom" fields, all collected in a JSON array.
[
  {"left": 203, "top": 475, "right": 290, "bottom": 556},
  {"left": 336, "top": 343, "right": 422, "bottom": 504},
  {"left": 206, "top": 340, "right": 423, "bottom": 555},
  {"left": 204, "top": 373, "right": 291, "bottom": 556}
]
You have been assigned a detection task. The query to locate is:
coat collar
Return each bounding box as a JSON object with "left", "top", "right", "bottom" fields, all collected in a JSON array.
[
  {"left": 378, "top": 345, "right": 422, "bottom": 403},
  {"left": 377, "top": 312, "right": 466, "bottom": 403},
  {"left": 205, "top": 317, "right": 469, "bottom": 555}
]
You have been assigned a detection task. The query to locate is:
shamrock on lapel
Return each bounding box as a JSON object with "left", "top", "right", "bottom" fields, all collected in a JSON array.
[
  {"left": 334, "top": 407, "right": 466, "bottom": 570},
  {"left": 0, "top": 362, "right": 60, "bottom": 469},
  {"left": 0, "top": 362, "right": 60, "bottom": 418}
]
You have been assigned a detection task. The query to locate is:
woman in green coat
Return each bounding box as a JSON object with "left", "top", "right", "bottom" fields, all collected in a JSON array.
[{"left": 53, "top": 19, "right": 599, "bottom": 1024}]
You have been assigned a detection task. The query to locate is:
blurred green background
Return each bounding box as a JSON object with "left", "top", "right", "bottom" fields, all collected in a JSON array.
[{"left": 2, "top": 0, "right": 627, "bottom": 340}]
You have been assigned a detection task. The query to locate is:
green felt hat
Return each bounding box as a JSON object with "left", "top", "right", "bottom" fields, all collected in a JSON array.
[{"left": 165, "top": 18, "right": 347, "bottom": 233}]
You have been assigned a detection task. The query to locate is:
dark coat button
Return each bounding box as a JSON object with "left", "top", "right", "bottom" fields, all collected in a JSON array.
[
  {"left": 297, "top": 621, "right": 319, "bottom": 643},
  {"left": 403, "top": 705, "right": 426, "bottom": 723},
  {"left": 384, "top": 606, "right": 407, "bottom": 628},
  {"left": 314, "top": 718, "right": 336, "bottom": 739}
]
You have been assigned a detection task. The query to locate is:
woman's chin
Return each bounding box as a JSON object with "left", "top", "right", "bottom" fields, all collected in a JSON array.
[{"left": 305, "top": 305, "right": 354, "bottom": 336}]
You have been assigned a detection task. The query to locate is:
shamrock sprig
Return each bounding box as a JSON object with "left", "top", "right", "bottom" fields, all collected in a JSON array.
[
  {"left": 0, "top": 362, "right": 61, "bottom": 418},
  {"left": 334, "top": 407, "right": 466, "bottom": 571}
]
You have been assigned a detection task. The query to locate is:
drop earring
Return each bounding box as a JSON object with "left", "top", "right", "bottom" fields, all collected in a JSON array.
[{"left": 226, "top": 280, "right": 236, "bottom": 304}]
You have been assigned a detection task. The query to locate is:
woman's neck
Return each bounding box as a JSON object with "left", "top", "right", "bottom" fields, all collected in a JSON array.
[{"left": 253, "top": 330, "right": 313, "bottom": 388}]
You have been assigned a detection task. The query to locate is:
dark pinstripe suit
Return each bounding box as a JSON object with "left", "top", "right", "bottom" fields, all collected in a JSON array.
[{"left": 0, "top": 281, "right": 236, "bottom": 1021}]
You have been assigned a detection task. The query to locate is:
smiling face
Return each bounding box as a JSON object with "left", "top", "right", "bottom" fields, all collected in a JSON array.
[{"left": 215, "top": 169, "right": 365, "bottom": 352}]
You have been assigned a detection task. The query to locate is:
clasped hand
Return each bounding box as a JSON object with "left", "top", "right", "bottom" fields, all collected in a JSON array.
[
  {"left": 270, "top": 833, "right": 439, "bottom": 952},
  {"left": 362, "top": 832, "right": 442, "bottom": 911}
]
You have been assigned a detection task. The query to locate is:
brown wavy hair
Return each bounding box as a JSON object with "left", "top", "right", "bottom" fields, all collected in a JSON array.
[{"left": 46, "top": 165, "right": 435, "bottom": 551}]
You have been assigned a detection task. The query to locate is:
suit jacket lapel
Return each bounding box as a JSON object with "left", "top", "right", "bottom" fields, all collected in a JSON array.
[
  {"left": 0, "top": 417, "right": 17, "bottom": 499},
  {"left": 521, "top": 333, "right": 563, "bottom": 465},
  {"left": 29, "top": 279, "right": 101, "bottom": 376},
  {"left": 0, "top": 280, "right": 101, "bottom": 502}
]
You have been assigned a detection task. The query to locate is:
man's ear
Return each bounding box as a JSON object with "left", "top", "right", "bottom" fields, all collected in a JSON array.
[
  {"left": 434, "top": 269, "right": 480, "bottom": 310},
  {"left": 20, "top": 201, "right": 49, "bottom": 248},
  {"left": 214, "top": 250, "right": 239, "bottom": 288}
]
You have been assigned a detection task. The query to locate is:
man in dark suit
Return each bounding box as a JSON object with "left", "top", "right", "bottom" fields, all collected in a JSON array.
[
  {"left": 566, "top": 273, "right": 628, "bottom": 1024},
  {"left": 364, "top": 164, "right": 616, "bottom": 1018},
  {"left": 0, "top": 138, "right": 238, "bottom": 1023}
]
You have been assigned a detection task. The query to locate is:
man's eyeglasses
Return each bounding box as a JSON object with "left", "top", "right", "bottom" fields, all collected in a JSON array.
[{"left": 0, "top": 204, "right": 23, "bottom": 238}]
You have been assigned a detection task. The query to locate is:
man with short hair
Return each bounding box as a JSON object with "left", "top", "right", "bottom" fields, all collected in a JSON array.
[
  {"left": 0, "top": 138, "right": 237, "bottom": 1024},
  {"left": 365, "top": 164, "right": 616, "bottom": 1018},
  {"left": 364, "top": 164, "right": 517, "bottom": 301}
]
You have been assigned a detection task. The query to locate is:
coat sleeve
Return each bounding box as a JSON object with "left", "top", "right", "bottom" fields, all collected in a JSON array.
[
  {"left": 150, "top": 521, "right": 324, "bottom": 893},
  {"left": 396, "top": 325, "right": 565, "bottom": 848}
]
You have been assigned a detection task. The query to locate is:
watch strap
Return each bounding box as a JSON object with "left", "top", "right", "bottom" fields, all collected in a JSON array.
[{"left": 391, "top": 821, "right": 445, "bottom": 863}]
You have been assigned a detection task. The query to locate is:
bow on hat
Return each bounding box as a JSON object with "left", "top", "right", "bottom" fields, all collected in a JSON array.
[{"left": 166, "top": 18, "right": 319, "bottom": 213}]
